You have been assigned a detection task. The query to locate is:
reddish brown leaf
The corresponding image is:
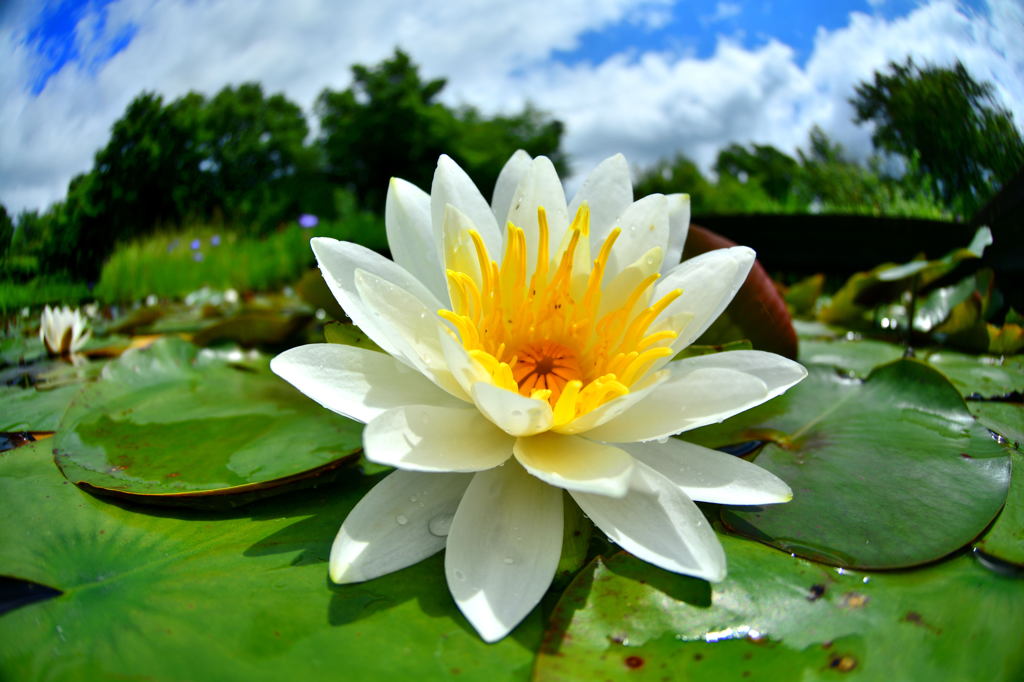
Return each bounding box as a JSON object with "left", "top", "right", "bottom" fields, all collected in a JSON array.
[{"left": 682, "top": 224, "right": 798, "bottom": 359}]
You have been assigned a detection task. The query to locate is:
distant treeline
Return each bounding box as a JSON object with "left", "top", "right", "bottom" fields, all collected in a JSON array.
[{"left": 1, "top": 51, "right": 1020, "bottom": 283}]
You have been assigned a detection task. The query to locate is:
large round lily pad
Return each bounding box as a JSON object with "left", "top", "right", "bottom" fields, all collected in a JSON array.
[
  {"left": 684, "top": 359, "right": 1010, "bottom": 569},
  {"left": 53, "top": 337, "right": 363, "bottom": 503},
  {"left": 0, "top": 442, "right": 540, "bottom": 681},
  {"left": 534, "top": 538, "right": 1024, "bottom": 681}
]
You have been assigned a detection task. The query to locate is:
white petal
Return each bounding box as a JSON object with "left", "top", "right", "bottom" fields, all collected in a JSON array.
[
  {"left": 271, "top": 343, "right": 461, "bottom": 423},
  {"left": 330, "top": 470, "right": 473, "bottom": 583},
  {"left": 605, "top": 194, "right": 670, "bottom": 282},
  {"left": 678, "top": 350, "right": 809, "bottom": 393},
  {"left": 513, "top": 432, "right": 634, "bottom": 497},
  {"left": 586, "top": 350, "right": 807, "bottom": 442},
  {"left": 663, "top": 193, "right": 690, "bottom": 269},
  {"left": 385, "top": 178, "right": 447, "bottom": 302},
  {"left": 652, "top": 246, "right": 755, "bottom": 353},
  {"left": 569, "top": 153, "right": 632, "bottom": 246},
  {"left": 446, "top": 463, "right": 563, "bottom": 642},
  {"left": 571, "top": 461, "right": 726, "bottom": 581},
  {"left": 471, "top": 382, "right": 554, "bottom": 437},
  {"left": 431, "top": 155, "right": 501, "bottom": 259},
  {"left": 506, "top": 156, "right": 569, "bottom": 275},
  {"left": 365, "top": 405, "right": 513, "bottom": 472},
  {"left": 353, "top": 269, "right": 469, "bottom": 400},
  {"left": 624, "top": 439, "right": 792, "bottom": 505},
  {"left": 311, "top": 237, "right": 443, "bottom": 359},
  {"left": 491, "top": 149, "right": 533, "bottom": 227}
]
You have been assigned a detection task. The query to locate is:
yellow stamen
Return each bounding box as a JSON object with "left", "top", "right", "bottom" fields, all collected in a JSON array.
[{"left": 440, "top": 202, "right": 679, "bottom": 423}]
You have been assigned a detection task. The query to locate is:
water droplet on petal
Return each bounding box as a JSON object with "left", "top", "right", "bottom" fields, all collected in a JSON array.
[
  {"left": 503, "top": 557, "right": 515, "bottom": 565},
  {"left": 395, "top": 515, "right": 408, "bottom": 526},
  {"left": 409, "top": 495, "right": 418, "bottom": 503},
  {"left": 428, "top": 513, "right": 453, "bottom": 537}
]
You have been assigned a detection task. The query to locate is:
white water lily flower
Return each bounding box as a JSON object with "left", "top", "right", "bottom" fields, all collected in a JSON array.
[
  {"left": 272, "top": 151, "right": 807, "bottom": 642},
  {"left": 39, "top": 305, "right": 91, "bottom": 357}
]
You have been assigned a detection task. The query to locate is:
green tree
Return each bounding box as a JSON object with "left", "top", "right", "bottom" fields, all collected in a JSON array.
[
  {"left": 317, "top": 50, "right": 455, "bottom": 210},
  {"left": 200, "top": 83, "right": 319, "bottom": 230},
  {"left": 851, "top": 58, "right": 1024, "bottom": 216},
  {"left": 634, "top": 153, "right": 785, "bottom": 214},
  {"left": 0, "top": 204, "right": 13, "bottom": 261},
  {"left": 796, "top": 126, "right": 946, "bottom": 218},
  {"left": 316, "top": 49, "right": 567, "bottom": 210},
  {"left": 714, "top": 143, "right": 804, "bottom": 206},
  {"left": 454, "top": 104, "right": 568, "bottom": 195},
  {"left": 87, "top": 92, "right": 209, "bottom": 245}
]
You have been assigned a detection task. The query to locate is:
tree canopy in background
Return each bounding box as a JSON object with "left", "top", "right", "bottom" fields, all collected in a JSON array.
[
  {"left": 7, "top": 50, "right": 566, "bottom": 280},
  {"left": 850, "top": 58, "right": 1024, "bottom": 216},
  {"left": 634, "top": 126, "right": 947, "bottom": 218},
  {"left": 4, "top": 51, "right": 1021, "bottom": 284},
  {"left": 317, "top": 50, "right": 567, "bottom": 211}
]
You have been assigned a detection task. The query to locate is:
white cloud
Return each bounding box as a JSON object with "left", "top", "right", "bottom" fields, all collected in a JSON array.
[
  {"left": 701, "top": 2, "right": 742, "bottom": 26},
  {"left": 0, "top": 0, "right": 1020, "bottom": 214}
]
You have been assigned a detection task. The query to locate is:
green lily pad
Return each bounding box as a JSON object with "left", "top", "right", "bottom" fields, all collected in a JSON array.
[
  {"left": 796, "top": 337, "right": 1022, "bottom": 400},
  {"left": 0, "top": 384, "right": 81, "bottom": 431},
  {"left": 534, "top": 537, "right": 1024, "bottom": 681},
  {"left": 684, "top": 360, "right": 1010, "bottom": 569},
  {"left": 923, "top": 350, "right": 1024, "bottom": 398},
  {"left": 970, "top": 402, "right": 1024, "bottom": 449},
  {"left": 0, "top": 441, "right": 539, "bottom": 681},
  {"left": 792, "top": 319, "right": 844, "bottom": 339},
  {"left": 799, "top": 338, "right": 905, "bottom": 377},
  {"left": 53, "top": 337, "right": 363, "bottom": 503},
  {"left": 975, "top": 449, "right": 1024, "bottom": 567}
]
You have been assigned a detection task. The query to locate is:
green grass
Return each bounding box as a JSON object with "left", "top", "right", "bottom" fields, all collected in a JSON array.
[
  {"left": 93, "top": 212, "right": 386, "bottom": 303},
  {"left": 0, "top": 276, "right": 92, "bottom": 317}
]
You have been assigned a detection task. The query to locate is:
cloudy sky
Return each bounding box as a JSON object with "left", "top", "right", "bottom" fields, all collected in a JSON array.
[{"left": 1, "top": 0, "right": 1021, "bottom": 215}]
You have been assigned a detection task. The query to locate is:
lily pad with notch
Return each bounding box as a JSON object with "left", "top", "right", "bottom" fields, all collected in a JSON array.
[
  {"left": 683, "top": 360, "right": 1011, "bottom": 569},
  {"left": 53, "top": 337, "right": 364, "bottom": 505}
]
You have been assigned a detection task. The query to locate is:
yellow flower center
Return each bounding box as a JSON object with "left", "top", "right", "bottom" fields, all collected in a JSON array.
[{"left": 439, "top": 204, "right": 682, "bottom": 427}]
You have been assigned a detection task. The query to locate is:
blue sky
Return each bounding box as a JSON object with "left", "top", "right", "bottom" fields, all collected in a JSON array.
[
  {"left": 1, "top": 0, "right": 1020, "bottom": 213},
  {"left": 554, "top": 0, "right": 946, "bottom": 66},
  {"left": 23, "top": 0, "right": 137, "bottom": 94}
]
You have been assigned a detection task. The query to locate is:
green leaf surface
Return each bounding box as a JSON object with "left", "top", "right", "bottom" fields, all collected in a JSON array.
[
  {"left": 798, "top": 336, "right": 1022, "bottom": 400},
  {"left": 798, "top": 338, "right": 904, "bottom": 377},
  {"left": 975, "top": 449, "right": 1024, "bottom": 567},
  {"left": 970, "top": 401, "right": 1024, "bottom": 448},
  {"left": 53, "top": 337, "right": 363, "bottom": 502},
  {"left": 0, "top": 442, "right": 539, "bottom": 682},
  {"left": 534, "top": 537, "right": 1024, "bottom": 681},
  {"left": 0, "top": 384, "right": 81, "bottom": 431},
  {"left": 684, "top": 360, "right": 1010, "bottom": 568},
  {"left": 923, "top": 350, "right": 1024, "bottom": 398},
  {"left": 323, "top": 320, "right": 383, "bottom": 351},
  {"left": 191, "top": 310, "right": 312, "bottom": 347}
]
